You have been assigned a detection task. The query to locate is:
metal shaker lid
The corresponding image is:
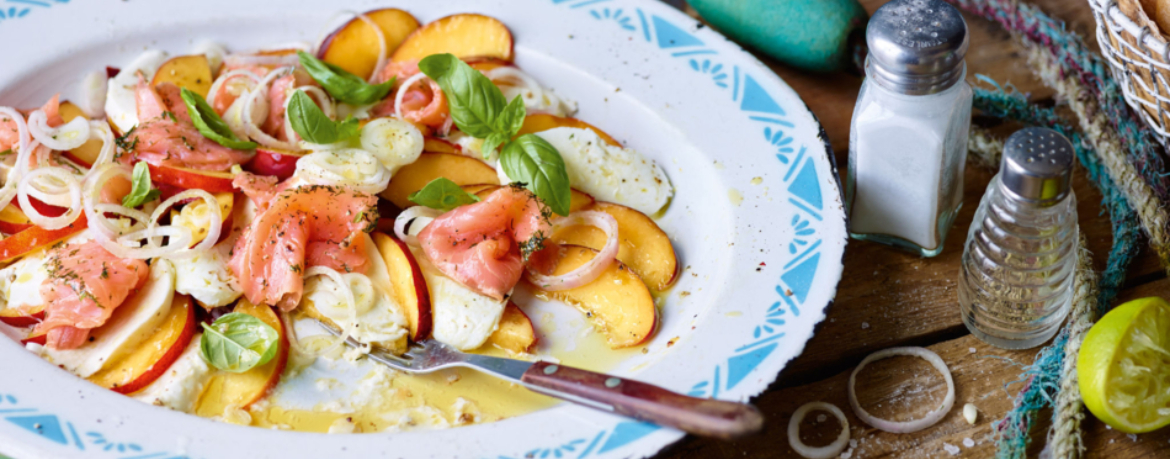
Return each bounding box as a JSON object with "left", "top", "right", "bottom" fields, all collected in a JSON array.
[
  {"left": 866, "top": 0, "right": 968, "bottom": 95},
  {"left": 1001, "top": 127, "right": 1074, "bottom": 204}
]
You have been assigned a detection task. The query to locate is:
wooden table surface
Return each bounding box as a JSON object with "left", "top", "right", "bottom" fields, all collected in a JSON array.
[{"left": 658, "top": 1, "right": 1170, "bottom": 457}]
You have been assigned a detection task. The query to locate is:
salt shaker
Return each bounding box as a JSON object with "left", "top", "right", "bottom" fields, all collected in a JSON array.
[
  {"left": 958, "top": 127, "right": 1078, "bottom": 349},
  {"left": 846, "top": 0, "right": 973, "bottom": 257}
]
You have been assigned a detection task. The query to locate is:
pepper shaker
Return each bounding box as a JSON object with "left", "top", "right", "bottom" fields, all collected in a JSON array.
[
  {"left": 845, "top": 0, "right": 973, "bottom": 256},
  {"left": 959, "top": 127, "right": 1078, "bottom": 349}
]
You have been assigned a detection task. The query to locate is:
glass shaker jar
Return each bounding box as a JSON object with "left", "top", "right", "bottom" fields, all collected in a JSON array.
[
  {"left": 959, "top": 127, "right": 1078, "bottom": 349},
  {"left": 846, "top": 0, "right": 973, "bottom": 257}
]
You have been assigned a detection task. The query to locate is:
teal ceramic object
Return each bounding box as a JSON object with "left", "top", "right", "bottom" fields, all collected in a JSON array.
[{"left": 688, "top": 0, "right": 868, "bottom": 72}]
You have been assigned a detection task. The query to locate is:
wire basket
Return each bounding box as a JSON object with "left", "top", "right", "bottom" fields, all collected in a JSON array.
[{"left": 1091, "top": 0, "right": 1170, "bottom": 145}]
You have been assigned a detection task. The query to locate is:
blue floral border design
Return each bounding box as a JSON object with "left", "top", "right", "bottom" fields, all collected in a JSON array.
[
  {"left": 3, "top": 1, "right": 834, "bottom": 458},
  {"left": 491, "top": 1, "right": 833, "bottom": 458}
]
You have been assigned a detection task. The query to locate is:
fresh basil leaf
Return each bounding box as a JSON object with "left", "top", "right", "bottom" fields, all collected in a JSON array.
[
  {"left": 287, "top": 90, "right": 361, "bottom": 145},
  {"left": 481, "top": 132, "right": 509, "bottom": 160},
  {"left": 297, "top": 51, "right": 394, "bottom": 106},
  {"left": 199, "top": 312, "right": 280, "bottom": 373},
  {"left": 179, "top": 88, "right": 258, "bottom": 150},
  {"left": 122, "top": 161, "right": 160, "bottom": 208},
  {"left": 497, "top": 95, "right": 527, "bottom": 138},
  {"left": 500, "top": 134, "right": 571, "bottom": 216},
  {"left": 408, "top": 177, "right": 482, "bottom": 211},
  {"left": 418, "top": 54, "right": 506, "bottom": 139}
]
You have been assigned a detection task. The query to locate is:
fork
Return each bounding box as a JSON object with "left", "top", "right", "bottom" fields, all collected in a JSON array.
[{"left": 314, "top": 320, "right": 764, "bottom": 439}]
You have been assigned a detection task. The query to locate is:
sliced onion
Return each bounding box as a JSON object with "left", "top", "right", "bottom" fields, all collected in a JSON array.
[
  {"left": 0, "top": 107, "right": 31, "bottom": 157},
  {"left": 241, "top": 67, "right": 298, "bottom": 150},
  {"left": 80, "top": 121, "right": 116, "bottom": 180},
  {"left": 224, "top": 53, "right": 299, "bottom": 68},
  {"left": 394, "top": 206, "right": 441, "bottom": 246},
  {"left": 788, "top": 402, "right": 850, "bottom": 459},
  {"left": 206, "top": 69, "right": 262, "bottom": 111},
  {"left": 84, "top": 164, "right": 141, "bottom": 238},
  {"left": 293, "top": 149, "right": 389, "bottom": 195},
  {"left": 355, "top": 13, "right": 388, "bottom": 84},
  {"left": 27, "top": 110, "right": 90, "bottom": 151},
  {"left": 525, "top": 211, "right": 619, "bottom": 291},
  {"left": 306, "top": 266, "right": 359, "bottom": 356},
  {"left": 486, "top": 66, "right": 546, "bottom": 104},
  {"left": 18, "top": 167, "right": 82, "bottom": 229},
  {"left": 79, "top": 70, "right": 108, "bottom": 119},
  {"left": 847, "top": 346, "right": 955, "bottom": 433},
  {"left": 149, "top": 189, "right": 222, "bottom": 257},
  {"left": 393, "top": 72, "right": 430, "bottom": 120}
]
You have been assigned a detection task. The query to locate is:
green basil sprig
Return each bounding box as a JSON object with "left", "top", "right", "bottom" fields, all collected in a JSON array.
[
  {"left": 409, "top": 177, "right": 482, "bottom": 211},
  {"left": 122, "top": 161, "right": 160, "bottom": 208},
  {"left": 419, "top": 54, "right": 571, "bottom": 216},
  {"left": 179, "top": 88, "right": 258, "bottom": 150},
  {"left": 200, "top": 312, "right": 280, "bottom": 373},
  {"left": 287, "top": 90, "right": 361, "bottom": 145},
  {"left": 297, "top": 51, "right": 394, "bottom": 106}
]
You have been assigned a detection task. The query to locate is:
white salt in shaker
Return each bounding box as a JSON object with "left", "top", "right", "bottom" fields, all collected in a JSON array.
[{"left": 846, "top": 0, "right": 973, "bottom": 257}]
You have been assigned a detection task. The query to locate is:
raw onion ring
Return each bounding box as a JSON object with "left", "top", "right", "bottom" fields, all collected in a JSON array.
[
  {"left": 393, "top": 72, "right": 430, "bottom": 121},
  {"left": 0, "top": 107, "right": 31, "bottom": 157},
  {"left": 393, "top": 206, "right": 441, "bottom": 246},
  {"left": 524, "top": 211, "right": 619, "bottom": 291},
  {"left": 223, "top": 53, "right": 299, "bottom": 69},
  {"left": 294, "top": 149, "right": 390, "bottom": 195},
  {"left": 206, "top": 69, "right": 262, "bottom": 112},
  {"left": 27, "top": 110, "right": 90, "bottom": 151},
  {"left": 847, "top": 346, "right": 955, "bottom": 433},
  {"left": 80, "top": 121, "right": 116, "bottom": 180},
  {"left": 305, "top": 266, "right": 359, "bottom": 356},
  {"left": 355, "top": 13, "right": 388, "bottom": 84},
  {"left": 148, "top": 189, "right": 222, "bottom": 257},
  {"left": 79, "top": 70, "right": 108, "bottom": 119},
  {"left": 240, "top": 67, "right": 299, "bottom": 150},
  {"left": 18, "top": 166, "right": 82, "bottom": 229},
  {"left": 787, "top": 402, "right": 850, "bottom": 459}
]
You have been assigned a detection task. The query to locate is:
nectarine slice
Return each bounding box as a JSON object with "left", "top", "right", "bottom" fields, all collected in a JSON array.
[
  {"left": 516, "top": 114, "right": 622, "bottom": 148},
  {"left": 151, "top": 55, "right": 214, "bottom": 98},
  {"left": 381, "top": 152, "right": 500, "bottom": 208},
  {"left": 423, "top": 137, "right": 462, "bottom": 155},
  {"left": 467, "top": 185, "right": 594, "bottom": 213},
  {"left": 391, "top": 14, "right": 514, "bottom": 63},
  {"left": 530, "top": 245, "right": 657, "bottom": 349},
  {"left": 319, "top": 8, "right": 421, "bottom": 80},
  {"left": 0, "top": 204, "right": 32, "bottom": 234},
  {"left": 372, "top": 232, "right": 432, "bottom": 341},
  {"left": 0, "top": 303, "right": 44, "bottom": 327},
  {"left": 87, "top": 295, "right": 196, "bottom": 394},
  {"left": 482, "top": 302, "right": 536, "bottom": 354},
  {"left": 466, "top": 57, "right": 513, "bottom": 73},
  {"left": 148, "top": 163, "right": 236, "bottom": 193},
  {"left": 246, "top": 148, "right": 304, "bottom": 180},
  {"left": 195, "top": 299, "right": 288, "bottom": 416},
  {"left": 58, "top": 101, "right": 105, "bottom": 167},
  {"left": 0, "top": 213, "right": 87, "bottom": 263},
  {"left": 552, "top": 202, "right": 678, "bottom": 292}
]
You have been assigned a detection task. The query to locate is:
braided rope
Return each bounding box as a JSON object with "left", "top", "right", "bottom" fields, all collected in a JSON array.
[
  {"left": 1047, "top": 234, "right": 1098, "bottom": 459},
  {"left": 968, "top": 126, "right": 1004, "bottom": 169}
]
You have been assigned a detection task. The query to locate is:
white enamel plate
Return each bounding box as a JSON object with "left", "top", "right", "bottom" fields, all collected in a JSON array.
[{"left": 0, "top": 0, "right": 846, "bottom": 457}]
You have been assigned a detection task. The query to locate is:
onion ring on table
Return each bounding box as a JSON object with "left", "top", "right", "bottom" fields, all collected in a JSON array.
[
  {"left": 847, "top": 346, "right": 955, "bottom": 433},
  {"left": 18, "top": 167, "right": 82, "bottom": 230},
  {"left": 0, "top": 107, "right": 31, "bottom": 157},
  {"left": 206, "top": 69, "right": 262, "bottom": 112},
  {"left": 305, "top": 266, "right": 359, "bottom": 356},
  {"left": 393, "top": 206, "right": 442, "bottom": 246},
  {"left": 787, "top": 402, "right": 850, "bottom": 459},
  {"left": 524, "top": 210, "right": 619, "bottom": 291},
  {"left": 241, "top": 67, "right": 299, "bottom": 151},
  {"left": 27, "top": 110, "right": 90, "bottom": 152}
]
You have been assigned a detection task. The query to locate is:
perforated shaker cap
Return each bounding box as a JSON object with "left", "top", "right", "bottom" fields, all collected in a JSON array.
[
  {"left": 867, "top": 0, "right": 968, "bottom": 95},
  {"left": 1000, "top": 127, "right": 1074, "bottom": 204}
]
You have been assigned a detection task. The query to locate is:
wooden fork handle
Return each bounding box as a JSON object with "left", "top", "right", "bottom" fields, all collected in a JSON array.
[{"left": 520, "top": 361, "right": 764, "bottom": 439}]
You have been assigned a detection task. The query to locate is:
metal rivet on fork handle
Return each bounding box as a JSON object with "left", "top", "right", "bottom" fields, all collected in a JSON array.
[{"left": 543, "top": 365, "right": 559, "bottom": 375}]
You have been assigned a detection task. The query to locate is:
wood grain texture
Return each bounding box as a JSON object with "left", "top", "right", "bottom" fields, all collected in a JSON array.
[{"left": 661, "top": 0, "right": 1170, "bottom": 457}]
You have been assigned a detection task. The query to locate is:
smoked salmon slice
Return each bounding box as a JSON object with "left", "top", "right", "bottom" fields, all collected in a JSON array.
[
  {"left": 418, "top": 186, "right": 551, "bottom": 301},
  {"left": 228, "top": 185, "right": 378, "bottom": 311},
  {"left": 0, "top": 95, "right": 63, "bottom": 152},
  {"left": 122, "top": 76, "right": 254, "bottom": 171},
  {"left": 33, "top": 241, "right": 150, "bottom": 350},
  {"left": 371, "top": 60, "right": 449, "bottom": 129}
]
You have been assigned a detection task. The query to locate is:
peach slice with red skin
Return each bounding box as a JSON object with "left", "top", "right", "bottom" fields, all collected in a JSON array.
[
  {"left": 147, "top": 163, "right": 235, "bottom": 194},
  {"left": 464, "top": 184, "right": 595, "bottom": 213},
  {"left": 0, "top": 213, "right": 88, "bottom": 263},
  {"left": 423, "top": 137, "right": 462, "bottom": 155},
  {"left": 516, "top": 114, "right": 622, "bottom": 148},
  {"left": 58, "top": 101, "right": 106, "bottom": 167},
  {"left": 372, "top": 232, "right": 433, "bottom": 341},
  {"left": 381, "top": 152, "right": 500, "bottom": 208},
  {"left": 0, "top": 204, "right": 32, "bottom": 234},
  {"left": 195, "top": 299, "right": 289, "bottom": 415},
  {"left": 529, "top": 245, "right": 658, "bottom": 349},
  {"left": 87, "top": 295, "right": 197, "bottom": 394},
  {"left": 150, "top": 55, "right": 214, "bottom": 98},
  {"left": 245, "top": 148, "right": 304, "bottom": 180},
  {"left": 391, "top": 14, "right": 514, "bottom": 63},
  {"left": 0, "top": 303, "right": 44, "bottom": 327},
  {"left": 482, "top": 302, "right": 536, "bottom": 354},
  {"left": 318, "top": 8, "right": 422, "bottom": 80},
  {"left": 551, "top": 202, "right": 679, "bottom": 292}
]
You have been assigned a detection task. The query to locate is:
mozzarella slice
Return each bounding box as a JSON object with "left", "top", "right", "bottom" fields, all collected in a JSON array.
[
  {"left": 0, "top": 253, "right": 50, "bottom": 314},
  {"left": 291, "top": 149, "right": 391, "bottom": 195},
  {"left": 360, "top": 117, "right": 424, "bottom": 174},
  {"left": 303, "top": 234, "right": 409, "bottom": 348},
  {"left": 44, "top": 260, "right": 177, "bottom": 378},
  {"left": 133, "top": 337, "right": 212, "bottom": 413},
  {"left": 499, "top": 127, "right": 673, "bottom": 215},
  {"left": 105, "top": 50, "right": 170, "bottom": 134},
  {"left": 409, "top": 248, "right": 505, "bottom": 351},
  {"left": 171, "top": 243, "right": 240, "bottom": 308}
]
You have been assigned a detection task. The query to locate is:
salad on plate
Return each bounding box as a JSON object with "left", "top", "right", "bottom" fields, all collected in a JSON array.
[{"left": 0, "top": 8, "right": 680, "bottom": 433}]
